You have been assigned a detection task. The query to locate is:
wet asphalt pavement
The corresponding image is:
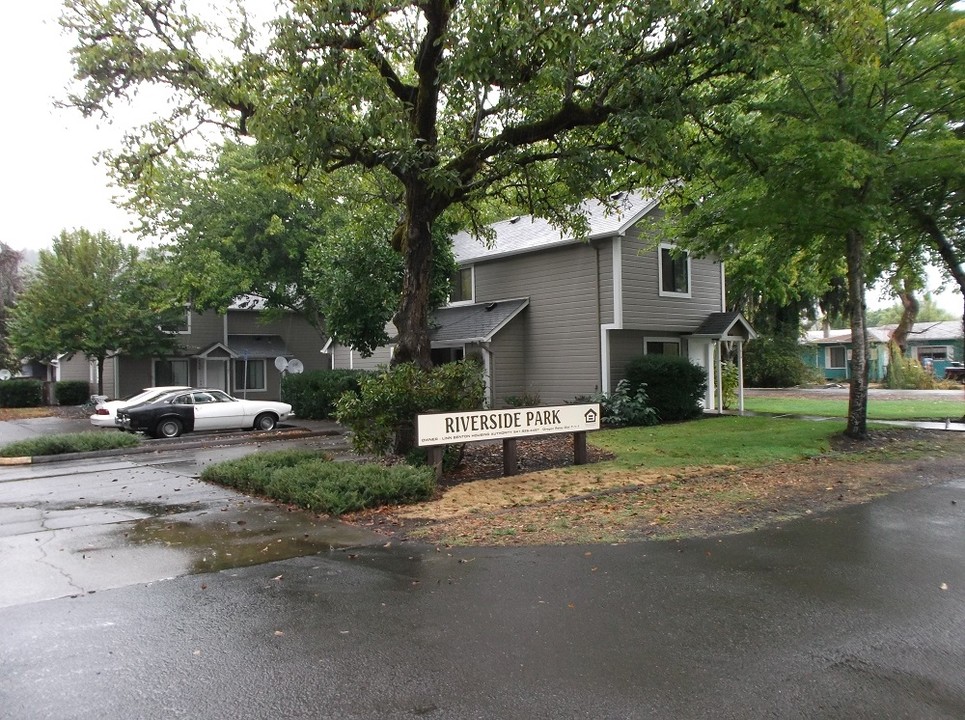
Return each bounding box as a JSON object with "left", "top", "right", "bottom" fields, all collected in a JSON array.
[{"left": 1, "top": 423, "right": 964, "bottom": 718}]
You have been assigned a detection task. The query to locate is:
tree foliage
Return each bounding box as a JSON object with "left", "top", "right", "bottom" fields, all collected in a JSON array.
[
  {"left": 864, "top": 295, "right": 956, "bottom": 328},
  {"left": 62, "top": 0, "right": 799, "bottom": 369},
  {"left": 662, "top": 0, "right": 964, "bottom": 438},
  {"left": 8, "top": 229, "right": 184, "bottom": 394}
]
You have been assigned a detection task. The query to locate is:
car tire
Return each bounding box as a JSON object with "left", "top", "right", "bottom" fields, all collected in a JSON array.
[
  {"left": 155, "top": 418, "right": 183, "bottom": 439},
  {"left": 254, "top": 413, "right": 278, "bottom": 431}
]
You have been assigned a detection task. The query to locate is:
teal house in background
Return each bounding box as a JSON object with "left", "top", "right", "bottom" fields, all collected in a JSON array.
[{"left": 802, "top": 320, "right": 964, "bottom": 382}]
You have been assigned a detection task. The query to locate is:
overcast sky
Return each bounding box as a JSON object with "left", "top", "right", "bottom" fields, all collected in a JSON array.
[
  {"left": 1, "top": 1, "right": 138, "bottom": 252},
  {"left": 1, "top": 1, "right": 959, "bottom": 313}
]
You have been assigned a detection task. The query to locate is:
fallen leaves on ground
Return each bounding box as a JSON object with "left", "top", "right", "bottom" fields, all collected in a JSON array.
[{"left": 344, "top": 430, "right": 965, "bottom": 547}]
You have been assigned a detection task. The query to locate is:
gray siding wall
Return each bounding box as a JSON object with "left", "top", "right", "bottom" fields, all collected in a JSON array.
[
  {"left": 485, "top": 313, "right": 527, "bottom": 405},
  {"left": 180, "top": 310, "right": 224, "bottom": 353},
  {"left": 351, "top": 345, "right": 393, "bottom": 371},
  {"left": 621, "top": 222, "right": 723, "bottom": 332},
  {"left": 597, "top": 238, "right": 614, "bottom": 326},
  {"left": 226, "top": 311, "right": 329, "bottom": 372},
  {"left": 474, "top": 242, "right": 602, "bottom": 405}
]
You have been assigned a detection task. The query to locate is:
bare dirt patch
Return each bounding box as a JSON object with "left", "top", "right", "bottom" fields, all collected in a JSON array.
[{"left": 344, "top": 429, "right": 965, "bottom": 546}]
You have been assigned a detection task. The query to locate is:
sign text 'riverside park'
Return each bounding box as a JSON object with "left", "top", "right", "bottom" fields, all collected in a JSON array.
[{"left": 417, "top": 403, "right": 601, "bottom": 447}]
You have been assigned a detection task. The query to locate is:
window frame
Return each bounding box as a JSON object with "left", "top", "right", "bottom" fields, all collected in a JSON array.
[
  {"left": 233, "top": 358, "right": 267, "bottom": 393},
  {"left": 916, "top": 345, "right": 951, "bottom": 362},
  {"left": 153, "top": 358, "right": 189, "bottom": 386},
  {"left": 826, "top": 346, "right": 847, "bottom": 369},
  {"left": 449, "top": 266, "right": 474, "bottom": 305},
  {"left": 657, "top": 243, "right": 692, "bottom": 298},
  {"left": 161, "top": 307, "right": 192, "bottom": 335},
  {"left": 643, "top": 337, "right": 682, "bottom": 356}
]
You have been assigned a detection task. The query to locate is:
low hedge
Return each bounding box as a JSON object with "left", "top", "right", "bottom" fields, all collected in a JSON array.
[
  {"left": 0, "top": 431, "right": 141, "bottom": 458},
  {"left": 55, "top": 380, "right": 92, "bottom": 406},
  {"left": 0, "top": 379, "right": 44, "bottom": 408},
  {"left": 200, "top": 449, "right": 435, "bottom": 515},
  {"left": 281, "top": 370, "right": 372, "bottom": 419}
]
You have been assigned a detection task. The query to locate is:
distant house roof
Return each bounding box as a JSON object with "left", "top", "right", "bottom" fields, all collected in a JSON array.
[
  {"left": 428, "top": 298, "right": 529, "bottom": 344},
  {"left": 878, "top": 321, "right": 963, "bottom": 342},
  {"left": 451, "top": 191, "right": 659, "bottom": 264},
  {"left": 690, "top": 312, "right": 757, "bottom": 341},
  {"left": 804, "top": 320, "right": 962, "bottom": 346}
]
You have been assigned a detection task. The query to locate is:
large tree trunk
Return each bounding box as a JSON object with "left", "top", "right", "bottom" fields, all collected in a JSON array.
[
  {"left": 892, "top": 281, "right": 919, "bottom": 354},
  {"left": 845, "top": 229, "right": 869, "bottom": 440},
  {"left": 391, "top": 187, "right": 438, "bottom": 372},
  {"left": 389, "top": 186, "right": 440, "bottom": 455}
]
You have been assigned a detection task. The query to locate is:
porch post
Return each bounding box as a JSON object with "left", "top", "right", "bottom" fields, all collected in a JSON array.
[
  {"left": 737, "top": 341, "right": 745, "bottom": 413},
  {"left": 716, "top": 340, "right": 724, "bottom": 414}
]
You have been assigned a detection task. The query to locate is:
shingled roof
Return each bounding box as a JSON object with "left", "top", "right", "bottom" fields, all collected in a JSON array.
[
  {"left": 690, "top": 312, "right": 757, "bottom": 340},
  {"left": 451, "top": 191, "right": 659, "bottom": 264},
  {"left": 428, "top": 298, "right": 529, "bottom": 344}
]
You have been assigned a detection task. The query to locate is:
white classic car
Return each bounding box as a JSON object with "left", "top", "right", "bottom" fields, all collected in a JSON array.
[
  {"left": 116, "top": 388, "right": 293, "bottom": 438},
  {"left": 90, "top": 386, "right": 191, "bottom": 428}
]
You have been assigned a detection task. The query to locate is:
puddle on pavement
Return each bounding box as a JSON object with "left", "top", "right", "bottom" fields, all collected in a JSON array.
[{"left": 124, "top": 507, "right": 372, "bottom": 573}]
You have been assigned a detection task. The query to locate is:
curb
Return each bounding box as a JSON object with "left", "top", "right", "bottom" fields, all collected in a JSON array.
[{"left": 0, "top": 426, "right": 348, "bottom": 467}]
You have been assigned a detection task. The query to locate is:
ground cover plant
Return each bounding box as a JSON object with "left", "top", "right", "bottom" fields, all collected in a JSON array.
[
  {"left": 0, "top": 431, "right": 140, "bottom": 457},
  {"left": 200, "top": 449, "right": 435, "bottom": 515}
]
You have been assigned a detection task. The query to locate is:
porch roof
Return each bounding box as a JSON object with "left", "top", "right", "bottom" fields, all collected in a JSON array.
[
  {"left": 690, "top": 312, "right": 757, "bottom": 341},
  {"left": 428, "top": 298, "right": 529, "bottom": 344},
  {"left": 226, "top": 334, "right": 291, "bottom": 359}
]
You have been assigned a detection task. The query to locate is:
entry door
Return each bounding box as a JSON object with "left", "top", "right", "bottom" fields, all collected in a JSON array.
[{"left": 201, "top": 359, "right": 229, "bottom": 392}]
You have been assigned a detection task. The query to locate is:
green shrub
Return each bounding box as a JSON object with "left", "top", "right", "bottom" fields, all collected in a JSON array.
[
  {"left": 0, "top": 431, "right": 140, "bottom": 457},
  {"left": 200, "top": 450, "right": 434, "bottom": 515},
  {"left": 580, "top": 379, "right": 658, "bottom": 427},
  {"left": 267, "top": 461, "right": 434, "bottom": 515},
  {"left": 55, "top": 380, "right": 92, "bottom": 406},
  {"left": 335, "top": 361, "right": 486, "bottom": 455},
  {"left": 745, "top": 336, "right": 822, "bottom": 387},
  {"left": 199, "top": 449, "right": 323, "bottom": 492},
  {"left": 624, "top": 354, "right": 707, "bottom": 422},
  {"left": 0, "top": 379, "right": 44, "bottom": 408},
  {"left": 721, "top": 361, "right": 739, "bottom": 409},
  {"left": 883, "top": 343, "right": 940, "bottom": 389},
  {"left": 281, "top": 370, "right": 371, "bottom": 419}
]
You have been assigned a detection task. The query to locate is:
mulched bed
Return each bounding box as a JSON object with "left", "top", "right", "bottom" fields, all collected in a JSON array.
[{"left": 441, "top": 435, "right": 615, "bottom": 486}]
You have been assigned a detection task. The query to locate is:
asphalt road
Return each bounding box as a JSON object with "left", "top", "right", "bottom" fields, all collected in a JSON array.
[{"left": 1, "top": 446, "right": 964, "bottom": 719}]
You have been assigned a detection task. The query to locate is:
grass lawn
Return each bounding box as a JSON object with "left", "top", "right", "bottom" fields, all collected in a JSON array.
[
  {"left": 743, "top": 396, "right": 965, "bottom": 421},
  {"left": 591, "top": 415, "right": 842, "bottom": 469}
]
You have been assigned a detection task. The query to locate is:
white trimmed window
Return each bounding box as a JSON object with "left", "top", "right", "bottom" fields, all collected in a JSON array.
[
  {"left": 449, "top": 267, "right": 474, "bottom": 304},
  {"left": 234, "top": 358, "right": 267, "bottom": 392},
  {"left": 154, "top": 358, "right": 189, "bottom": 385},
  {"left": 644, "top": 338, "right": 681, "bottom": 356},
  {"left": 827, "top": 347, "right": 847, "bottom": 369},
  {"left": 658, "top": 243, "right": 691, "bottom": 298},
  {"left": 916, "top": 346, "right": 951, "bottom": 362}
]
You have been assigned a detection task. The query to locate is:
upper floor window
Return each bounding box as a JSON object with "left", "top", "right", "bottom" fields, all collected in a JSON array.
[
  {"left": 450, "top": 267, "right": 473, "bottom": 304},
  {"left": 161, "top": 307, "right": 192, "bottom": 335},
  {"left": 658, "top": 243, "right": 691, "bottom": 298}
]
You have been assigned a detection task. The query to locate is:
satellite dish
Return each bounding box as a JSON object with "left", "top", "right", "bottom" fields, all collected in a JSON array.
[
  {"left": 274, "top": 356, "right": 289, "bottom": 372},
  {"left": 0, "top": 369, "right": 10, "bottom": 381},
  {"left": 287, "top": 359, "right": 304, "bottom": 375}
]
